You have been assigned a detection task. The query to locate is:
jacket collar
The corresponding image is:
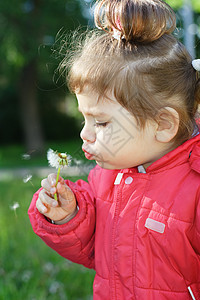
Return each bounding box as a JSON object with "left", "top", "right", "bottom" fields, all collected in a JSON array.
[{"left": 145, "top": 133, "right": 200, "bottom": 174}]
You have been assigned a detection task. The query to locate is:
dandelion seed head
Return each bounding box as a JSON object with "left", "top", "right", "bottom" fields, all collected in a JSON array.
[{"left": 47, "top": 148, "right": 71, "bottom": 169}]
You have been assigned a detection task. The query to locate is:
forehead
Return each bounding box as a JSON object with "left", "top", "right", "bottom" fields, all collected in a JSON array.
[{"left": 76, "top": 90, "right": 118, "bottom": 116}]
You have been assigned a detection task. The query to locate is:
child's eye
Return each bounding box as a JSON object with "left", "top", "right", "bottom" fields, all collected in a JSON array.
[{"left": 95, "top": 122, "right": 109, "bottom": 127}]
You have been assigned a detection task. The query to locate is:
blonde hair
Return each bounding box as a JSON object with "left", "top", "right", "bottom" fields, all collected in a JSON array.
[{"left": 62, "top": 0, "right": 200, "bottom": 145}]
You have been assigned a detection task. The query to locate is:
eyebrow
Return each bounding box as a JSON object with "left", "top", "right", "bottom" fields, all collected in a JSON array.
[{"left": 78, "top": 107, "right": 109, "bottom": 118}]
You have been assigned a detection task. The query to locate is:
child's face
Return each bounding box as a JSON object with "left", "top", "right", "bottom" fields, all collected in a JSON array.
[{"left": 76, "top": 90, "right": 164, "bottom": 170}]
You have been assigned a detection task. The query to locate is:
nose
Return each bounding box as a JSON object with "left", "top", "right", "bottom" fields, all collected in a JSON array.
[{"left": 80, "top": 123, "right": 96, "bottom": 143}]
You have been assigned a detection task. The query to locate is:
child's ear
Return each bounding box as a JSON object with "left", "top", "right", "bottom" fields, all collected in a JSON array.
[{"left": 155, "top": 107, "right": 179, "bottom": 143}]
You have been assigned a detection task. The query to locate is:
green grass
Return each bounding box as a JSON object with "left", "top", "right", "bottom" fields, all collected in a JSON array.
[{"left": 0, "top": 176, "right": 95, "bottom": 300}]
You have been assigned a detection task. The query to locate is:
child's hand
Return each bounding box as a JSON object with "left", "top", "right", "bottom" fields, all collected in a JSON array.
[{"left": 36, "top": 173, "right": 77, "bottom": 224}]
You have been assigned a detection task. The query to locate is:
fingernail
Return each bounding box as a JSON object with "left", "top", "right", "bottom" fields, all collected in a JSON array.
[{"left": 42, "top": 207, "right": 47, "bottom": 213}]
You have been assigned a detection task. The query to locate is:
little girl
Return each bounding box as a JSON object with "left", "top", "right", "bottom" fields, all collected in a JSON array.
[{"left": 29, "top": 0, "right": 200, "bottom": 299}]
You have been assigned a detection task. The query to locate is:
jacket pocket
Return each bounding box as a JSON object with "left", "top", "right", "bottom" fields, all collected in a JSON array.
[{"left": 188, "top": 283, "right": 200, "bottom": 300}]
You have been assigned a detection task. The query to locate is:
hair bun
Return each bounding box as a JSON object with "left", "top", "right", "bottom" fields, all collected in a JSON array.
[{"left": 94, "top": 0, "right": 176, "bottom": 43}]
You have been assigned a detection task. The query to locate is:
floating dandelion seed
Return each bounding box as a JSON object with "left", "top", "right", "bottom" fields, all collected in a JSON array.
[
  {"left": 73, "top": 158, "right": 82, "bottom": 165},
  {"left": 10, "top": 202, "right": 20, "bottom": 210},
  {"left": 10, "top": 202, "right": 20, "bottom": 217},
  {"left": 47, "top": 148, "right": 71, "bottom": 200},
  {"left": 21, "top": 153, "right": 31, "bottom": 160},
  {"left": 23, "top": 174, "right": 33, "bottom": 183}
]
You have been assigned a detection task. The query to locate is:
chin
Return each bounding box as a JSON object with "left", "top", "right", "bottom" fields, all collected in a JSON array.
[
  {"left": 96, "top": 160, "right": 121, "bottom": 170},
  {"left": 96, "top": 160, "right": 112, "bottom": 169}
]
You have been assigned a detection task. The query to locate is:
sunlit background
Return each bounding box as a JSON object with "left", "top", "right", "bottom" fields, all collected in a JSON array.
[{"left": 0, "top": 0, "right": 199, "bottom": 299}]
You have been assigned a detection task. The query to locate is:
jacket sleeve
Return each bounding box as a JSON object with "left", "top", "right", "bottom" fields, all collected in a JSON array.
[{"left": 28, "top": 167, "right": 99, "bottom": 270}]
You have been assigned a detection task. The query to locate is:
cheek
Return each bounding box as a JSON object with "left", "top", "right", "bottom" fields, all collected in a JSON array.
[
  {"left": 95, "top": 132, "right": 126, "bottom": 160},
  {"left": 95, "top": 126, "right": 119, "bottom": 152}
]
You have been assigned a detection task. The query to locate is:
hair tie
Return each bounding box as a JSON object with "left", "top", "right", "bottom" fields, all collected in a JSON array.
[
  {"left": 112, "top": 28, "right": 121, "bottom": 41},
  {"left": 112, "top": 17, "right": 125, "bottom": 41},
  {"left": 192, "top": 59, "right": 200, "bottom": 72}
]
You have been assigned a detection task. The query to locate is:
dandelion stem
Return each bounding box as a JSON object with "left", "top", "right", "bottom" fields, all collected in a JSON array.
[
  {"left": 54, "top": 167, "right": 61, "bottom": 201},
  {"left": 56, "top": 167, "right": 61, "bottom": 185}
]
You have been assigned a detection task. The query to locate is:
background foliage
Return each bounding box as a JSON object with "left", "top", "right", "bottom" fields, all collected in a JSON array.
[
  {"left": 0, "top": 0, "right": 200, "bottom": 151},
  {"left": 0, "top": 0, "right": 89, "bottom": 151}
]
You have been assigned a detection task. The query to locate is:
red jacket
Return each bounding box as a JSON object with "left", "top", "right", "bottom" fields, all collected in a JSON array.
[{"left": 28, "top": 134, "right": 200, "bottom": 300}]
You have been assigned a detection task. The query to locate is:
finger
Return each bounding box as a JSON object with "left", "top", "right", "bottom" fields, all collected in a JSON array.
[
  {"left": 41, "top": 179, "right": 56, "bottom": 199},
  {"left": 36, "top": 198, "right": 48, "bottom": 214},
  {"left": 41, "top": 178, "right": 54, "bottom": 193},
  {"left": 39, "top": 189, "right": 58, "bottom": 208},
  {"left": 47, "top": 173, "right": 65, "bottom": 186},
  {"left": 47, "top": 173, "right": 57, "bottom": 186}
]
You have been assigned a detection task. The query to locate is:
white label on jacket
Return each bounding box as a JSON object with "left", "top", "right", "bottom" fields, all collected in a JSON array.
[
  {"left": 188, "top": 286, "right": 196, "bottom": 300},
  {"left": 145, "top": 218, "right": 165, "bottom": 234},
  {"left": 137, "top": 165, "right": 146, "bottom": 173},
  {"left": 114, "top": 173, "right": 123, "bottom": 185}
]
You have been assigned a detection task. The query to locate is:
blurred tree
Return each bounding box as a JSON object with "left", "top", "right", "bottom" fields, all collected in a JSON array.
[
  {"left": 0, "top": 0, "right": 88, "bottom": 153},
  {"left": 182, "top": 0, "right": 195, "bottom": 58},
  {"left": 1, "top": 0, "right": 199, "bottom": 153},
  {"left": 166, "top": 0, "right": 200, "bottom": 58}
]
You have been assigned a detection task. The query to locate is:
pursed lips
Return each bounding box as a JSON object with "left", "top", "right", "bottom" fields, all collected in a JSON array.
[
  {"left": 82, "top": 145, "right": 106, "bottom": 163},
  {"left": 82, "top": 146, "right": 94, "bottom": 160}
]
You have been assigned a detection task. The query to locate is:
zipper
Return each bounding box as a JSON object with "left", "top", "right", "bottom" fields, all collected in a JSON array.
[{"left": 110, "top": 179, "right": 123, "bottom": 299}]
